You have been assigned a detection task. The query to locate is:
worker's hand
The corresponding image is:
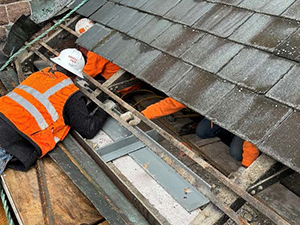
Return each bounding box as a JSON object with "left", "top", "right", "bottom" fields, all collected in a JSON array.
[
  {"left": 104, "top": 100, "right": 116, "bottom": 110},
  {"left": 77, "top": 80, "right": 89, "bottom": 88},
  {"left": 120, "top": 112, "right": 141, "bottom": 126}
]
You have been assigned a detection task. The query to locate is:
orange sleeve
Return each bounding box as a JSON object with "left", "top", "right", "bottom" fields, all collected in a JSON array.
[
  {"left": 101, "top": 62, "right": 120, "bottom": 80},
  {"left": 83, "top": 51, "right": 109, "bottom": 78},
  {"left": 242, "top": 141, "right": 260, "bottom": 167},
  {"left": 141, "top": 97, "right": 186, "bottom": 120}
]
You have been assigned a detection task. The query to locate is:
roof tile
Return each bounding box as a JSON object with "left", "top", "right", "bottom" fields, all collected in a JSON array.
[
  {"left": 71, "top": 0, "right": 106, "bottom": 17},
  {"left": 107, "top": 8, "right": 147, "bottom": 33},
  {"left": 76, "top": 23, "right": 112, "bottom": 51},
  {"left": 283, "top": 1, "right": 300, "bottom": 20},
  {"left": 127, "top": 14, "right": 155, "bottom": 37},
  {"left": 120, "top": 0, "right": 149, "bottom": 8},
  {"left": 259, "top": 112, "right": 300, "bottom": 173},
  {"left": 129, "top": 17, "right": 172, "bottom": 44},
  {"left": 275, "top": 29, "right": 300, "bottom": 61},
  {"left": 93, "top": 32, "right": 136, "bottom": 62},
  {"left": 206, "top": 87, "right": 291, "bottom": 144},
  {"left": 209, "top": 0, "right": 243, "bottom": 5},
  {"left": 229, "top": 13, "right": 299, "bottom": 52},
  {"left": 266, "top": 65, "right": 300, "bottom": 109},
  {"left": 151, "top": 24, "right": 204, "bottom": 57},
  {"left": 181, "top": 34, "right": 243, "bottom": 73},
  {"left": 193, "top": 4, "right": 253, "bottom": 38},
  {"left": 169, "top": 67, "right": 235, "bottom": 115},
  {"left": 164, "top": 0, "right": 215, "bottom": 26},
  {"left": 218, "top": 47, "right": 294, "bottom": 93},
  {"left": 239, "top": 0, "right": 296, "bottom": 15},
  {"left": 140, "top": 0, "right": 181, "bottom": 16},
  {"left": 116, "top": 42, "right": 162, "bottom": 75},
  {"left": 137, "top": 54, "right": 193, "bottom": 92},
  {"left": 90, "top": 2, "right": 125, "bottom": 25}
]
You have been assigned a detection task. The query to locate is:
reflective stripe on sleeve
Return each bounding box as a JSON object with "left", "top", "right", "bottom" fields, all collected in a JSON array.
[
  {"left": 17, "top": 85, "right": 59, "bottom": 122},
  {"left": 7, "top": 92, "right": 49, "bottom": 130}
]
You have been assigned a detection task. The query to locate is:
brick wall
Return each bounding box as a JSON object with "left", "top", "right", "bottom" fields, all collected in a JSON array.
[{"left": 0, "top": 0, "right": 31, "bottom": 42}]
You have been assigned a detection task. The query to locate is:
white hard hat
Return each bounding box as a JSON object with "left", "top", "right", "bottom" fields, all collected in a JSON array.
[
  {"left": 50, "top": 48, "right": 85, "bottom": 78},
  {"left": 75, "top": 18, "right": 94, "bottom": 35}
]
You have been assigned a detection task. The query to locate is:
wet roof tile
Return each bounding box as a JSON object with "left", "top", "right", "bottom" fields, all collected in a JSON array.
[
  {"left": 239, "top": 0, "right": 296, "bottom": 15},
  {"left": 229, "top": 13, "right": 299, "bottom": 52},
  {"left": 209, "top": 0, "right": 243, "bottom": 5},
  {"left": 164, "top": 0, "right": 215, "bottom": 26},
  {"left": 107, "top": 8, "right": 147, "bottom": 33},
  {"left": 129, "top": 17, "right": 172, "bottom": 44},
  {"left": 181, "top": 34, "right": 243, "bottom": 73},
  {"left": 115, "top": 42, "right": 162, "bottom": 75},
  {"left": 151, "top": 24, "right": 204, "bottom": 57},
  {"left": 139, "top": 0, "right": 181, "bottom": 16},
  {"left": 266, "top": 65, "right": 300, "bottom": 109},
  {"left": 71, "top": 0, "right": 106, "bottom": 17},
  {"left": 90, "top": 2, "right": 125, "bottom": 25},
  {"left": 193, "top": 5, "right": 253, "bottom": 38},
  {"left": 259, "top": 112, "right": 300, "bottom": 173},
  {"left": 93, "top": 32, "right": 136, "bottom": 62},
  {"left": 206, "top": 87, "right": 291, "bottom": 144},
  {"left": 76, "top": 23, "right": 112, "bottom": 51},
  {"left": 218, "top": 47, "right": 294, "bottom": 93},
  {"left": 169, "top": 67, "right": 235, "bottom": 115},
  {"left": 283, "top": 1, "right": 300, "bottom": 20},
  {"left": 275, "top": 29, "right": 300, "bottom": 62},
  {"left": 120, "top": 0, "right": 149, "bottom": 8},
  {"left": 137, "top": 54, "right": 193, "bottom": 93}
]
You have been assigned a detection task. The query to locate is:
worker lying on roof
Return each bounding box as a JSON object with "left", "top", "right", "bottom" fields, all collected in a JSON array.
[
  {"left": 75, "top": 18, "right": 140, "bottom": 94},
  {"left": 0, "top": 48, "right": 114, "bottom": 174},
  {"left": 125, "top": 97, "right": 259, "bottom": 168}
]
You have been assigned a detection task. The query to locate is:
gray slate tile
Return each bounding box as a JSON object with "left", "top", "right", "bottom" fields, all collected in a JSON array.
[
  {"left": 275, "top": 29, "right": 300, "bottom": 62},
  {"left": 127, "top": 14, "right": 154, "bottom": 37},
  {"left": 193, "top": 5, "right": 253, "bottom": 38},
  {"left": 110, "top": 0, "right": 122, "bottom": 2},
  {"left": 93, "top": 32, "right": 136, "bottom": 62},
  {"left": 181, "top": 34, "right": 243, "bottom": 73},
  {"left": 90, "top": 2, "right": 125, "bottom": 25},
  {"left": 266, "top": 65, "right": 300, "bottom": 109},
  {"left": 230, "top": 13, "right": 299, "bottom": 52},
  {"left": 130, "top": 17, "right": 172, "bottom": 44},
  {"left": 164, "top": 0, "right": 215, "bottom": 26},
  {"left": 283, "top": 1, "right": 300, "bottom": 20},
  {"left": 169, "top": 67, "right": 235, "bottom": 115},
  {"left": 140, "top": 0, "right": 181, "bottom": 16},
  {"left": 206, "top": 87, "right": 291, "bottom": 144},
  {"left": 114, "top": 41, "right": 162, "bottom": 75},
  {"left": 209, "top": 0, "right": 243, "bottom": 5},
  {"left": 218, "top": 47, "right": 294, "bottom": 93},
  {"left": 151, "top": 24, "right": 204, "bottom": 57},
  {"left": 137, "top": 54, "right": 193, "bottom": 93},
  {"left": 107, "top": 8, "right": 147, "bottom": 33},
  {"left": 259, "top": 112, "right": 300, "bottom": 174},
  {"left": 120, "top": 0, "right": 149, "bottom": 8},
  {"left": 239, "top": 0, "right": 296, "bottom": 15},
  {"left": 76, "top": 23, "right": 112, "bottom": 51},
  {"left": 71, "top": 0, "right": 106, "bottom": 17}
]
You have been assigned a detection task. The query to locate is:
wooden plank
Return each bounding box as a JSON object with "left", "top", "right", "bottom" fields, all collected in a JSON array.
[
  {"left": 1, "top": 156, "right": 103, "bottom": 225},
  {"left": 257, "top": 183, "right": 300, "bottom": 225}
]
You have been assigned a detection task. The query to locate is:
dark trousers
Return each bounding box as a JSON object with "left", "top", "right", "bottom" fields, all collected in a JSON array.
[{"left": 196, "top": 118, "right": 243, "bottom": 161}]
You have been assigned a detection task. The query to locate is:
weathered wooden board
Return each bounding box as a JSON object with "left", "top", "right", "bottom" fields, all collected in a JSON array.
[
  {"left": 1, "top": 156, "right": 103, "bottom": 225},
  {"left": 257, "top": 183, "right": 300, "bottom": 225}
]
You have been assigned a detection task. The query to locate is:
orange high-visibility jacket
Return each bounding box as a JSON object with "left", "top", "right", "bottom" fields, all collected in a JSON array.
[
  {"left": 142, "top": 97, "right": 259, "bottom": 167},
  {"left": 83, "top": 51, "right": 120, "bottom": 79},
  {"left": 0, "top": 68, "right": 78, "bottom": 157},
  {"left": 141, "top": 97, "right": 186, "bottom": 120}
]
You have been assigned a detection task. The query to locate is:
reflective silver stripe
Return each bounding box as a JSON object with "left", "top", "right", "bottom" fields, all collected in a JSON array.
[
  {"left": 54, "top": 137, "right": 60, "bottom": 143},
  {"left": 7, "top": 92, "right": 48, "bottom": 130},
  {"left": 17, "top": 85, "right": 59, "bottom": 122},
  {"left": 44, "top": 78, "right": 73, "bottom": 98}
]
